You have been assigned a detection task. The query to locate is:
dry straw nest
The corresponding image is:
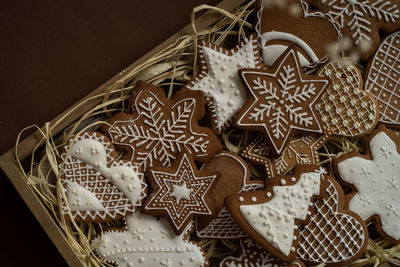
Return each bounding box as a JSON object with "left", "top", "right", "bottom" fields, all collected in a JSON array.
[{"left": 14, "top": 0, "right": 400, "bottom": 266}]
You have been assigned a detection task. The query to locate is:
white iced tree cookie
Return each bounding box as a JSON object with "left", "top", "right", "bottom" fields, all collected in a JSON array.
[
  {"left": 225, "top": 166, "right": 327, "bottom": 262},
  {"left": 92, "top": 212, "right": 208, "bottom": 267},
  {"left": 186, "top": 34, "right": 262, "bottom": 134},
  {"left": 336, "top": 125, "right": 400, "bottom": 243}
]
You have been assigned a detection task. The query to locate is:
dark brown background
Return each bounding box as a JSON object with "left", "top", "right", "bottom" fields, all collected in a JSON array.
[{"left": 0, "top": 0, "right": 219, "bottom": 265}]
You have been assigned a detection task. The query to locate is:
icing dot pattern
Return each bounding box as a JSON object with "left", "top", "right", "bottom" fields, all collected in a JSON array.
[
  {"left": 144, "top": 152, "right": 218, "bottom": 234},
  {"left": 317, "top": 61, "right": 378, "bottom": 137}
]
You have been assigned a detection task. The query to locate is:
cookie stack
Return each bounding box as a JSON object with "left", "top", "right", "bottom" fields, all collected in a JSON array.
[{"left": 58, "top": 0, "right": 400, "bottom": 266}]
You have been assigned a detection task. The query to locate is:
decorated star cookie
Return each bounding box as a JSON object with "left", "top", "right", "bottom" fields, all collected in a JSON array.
[
  {"left": 196, "top": 152, "right": 264, "bottom": 239},
  {"left": 317, "top": 60, "right": 379, "bottom": 137},
  {"left": 92, "top": 212, "right": 208, "bottom": 267},
  {"left": 297, "top": 175, "right": 368, "bottom": 266},
  {"left": 308, "top": 0, "right": 400, "bottom": 60},
  {"left": 234, "top": 47, "right": 329, "bottom": 155},
  {"left": 142, "top": 151, "right": 219, "bottom": 235},
  {"left": 185, "top": 34, "right": 262, "bottom": 134},
  {"left": 256, "top": 0, "right": 341, "bottom": 70},
  {"left": 241, "top": 133, "right": 329, "bottom": 178},
  {"left": 365, "top": 31, "right": 400, "bottom": 128},
  {"left": 220, "top": 238, "right": 305, "bottom": 267},
  {"left": 59, "top": 132, "right": 147, "bottom": 222},
  {"left": 335, "top": 124, "right": 400, "bottom": 244},
  {"left": 225, "top": 165, "right": 327, "bottom": 262},
  {"left": 101, "top": 81, "right": 222, "bottom": 171}
]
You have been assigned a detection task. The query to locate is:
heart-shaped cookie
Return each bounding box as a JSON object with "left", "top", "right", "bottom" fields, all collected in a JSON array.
[
  {"left": 316, "top": 60, "right": 379, "bottom": 137},
  {"left": 196, "top": 151, "right": 263, "bottom": 239},
  {"left": 365, "top": 31, "right": 400, "bottom": 128},
  {"left": 297, "top": 177, "right": 368, "bottom": 266},
  {"left": 59, "top": 132, "right": 147, "bottom": 222}
]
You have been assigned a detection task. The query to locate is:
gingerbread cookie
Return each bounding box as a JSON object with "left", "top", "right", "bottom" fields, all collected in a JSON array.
[
  {"left": 297, "top": 176, "right": 368, "bottom": 266},
  {"left": 196, "top": 152, "right": 264, "bottom": 239},
  {"left": 101, "top": 81, "right": 222, "bottom": 171},
  {"left": 92, "top": 212, "right": 208, "bottom": 267},
  {"left": 59, "top": 132, "right": 147, "bottom": 222},
  {"left": 365, "top": 31, "right": 400, "bottom": 128},
  {"left": 225, "top": 165, "right": 327, "bottom": 262},
  {"left": 142, "top": 151, "right": 219, "bottom": 235},
  {"left": 185, "top": 34, "right": 262, "bottom": 134},
  {"left": 241, "top": 133, "right": 329, "bottom": 178},
  {"left": 335, "top": 124, "right": 400, "bottom": 244},
  {"left": 256, "top": 0, "right": 341, "bottom": 70},
  {"left": 308, "top": 0, "right": 400, "bottom": 60},
  {"left": 317, "top": 60, "right": 379, "bottom": 137},
  {"left": 234, "top": 47, "right": 329, "bottom": 155},
  {"left": 220, "top": 238, "right": 305, "bottom": 267}
]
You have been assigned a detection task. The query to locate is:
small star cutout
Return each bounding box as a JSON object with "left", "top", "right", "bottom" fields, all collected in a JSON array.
[
  {"left": 235, "top": 47, "right": 329, "bottom": 155},
  {"left": 143, "top": 151, "right": 219, "bottom": 234}
]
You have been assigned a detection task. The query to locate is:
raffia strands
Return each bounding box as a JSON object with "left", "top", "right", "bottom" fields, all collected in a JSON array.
[{"left": 13, "top": 0, "right": 400, "bottom": 266}]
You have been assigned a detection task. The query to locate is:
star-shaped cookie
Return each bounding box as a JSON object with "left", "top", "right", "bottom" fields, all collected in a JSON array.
[
  {"left": 142, "top": 151, "right": 219, "bottom": 234},
  {"left": 234, "top": 47, "right": 329, "bottom": 155},
  {"left": 185, "top": 34, "right": 262, "bottom": 134},
  {"left": 335, "top": 124, "right": 400, "bottom": 244}
]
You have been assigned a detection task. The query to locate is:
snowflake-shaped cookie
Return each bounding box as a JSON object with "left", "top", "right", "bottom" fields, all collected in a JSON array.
[
  {"left": 310, "top": 0, "right": 400, "bottom": 59},
  {"left": 186, "top": 34, "right": 262, "bottom": 134},
  {"left": 234, "top": 47, "right": 329, "bottom": 155},
  {"left": 102, "top": 81, "right": 222, "bottom": 171},
  {"left": 335, "top": 125, "right": 400, "bottom": 243},
  {"left": 143, "top": 151, "right": 219, "bottom": 235}
]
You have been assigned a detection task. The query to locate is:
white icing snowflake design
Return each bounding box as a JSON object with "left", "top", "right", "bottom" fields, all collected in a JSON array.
[
  {"left": 186, "top": 35, "right": 261, "bottom": 133},
  {"left": 318, "top": 0, "right": 400, "bottom": 45},
  {"left": 337, "top": 128, "right": 400, "bottom": 240},
  {"left": 93, "top": 212, "right": 207, "bottom": 267},
  {"left": 236, "top": 48, "right": 328, "bottom": 154}
]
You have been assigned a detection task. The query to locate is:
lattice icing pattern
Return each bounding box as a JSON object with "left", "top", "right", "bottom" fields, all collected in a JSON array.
[
  {"left": 59, "top": 132, "right": 147, "bottom": 222},
  {"left": 196, "top": 182, "right": 264, "bottom": 239},
  {"left": 297, "top": 178, "right": 367, "bottom": 264},
  {"left": 316, "top": 60, "right": 378, "bottom": 137},
  {"left": 92, "top": 212, "right": 207, "bottom": 267},
  {"left": 365, "top": 31, "right": 400, "bottom": 126}
]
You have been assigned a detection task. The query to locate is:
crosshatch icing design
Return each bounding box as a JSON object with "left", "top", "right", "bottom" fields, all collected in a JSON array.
[
  {"left": 317, "top": 60, "right": 378, "bottom": 137},
  {"left": 365, "top": 31, "right": 400, "bottom": 127},
  {"left": 59, "top": 132, "right": 147, "bottom": 222}
]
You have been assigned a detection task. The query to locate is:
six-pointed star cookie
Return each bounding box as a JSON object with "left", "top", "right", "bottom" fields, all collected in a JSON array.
[
  {"left": 186, "top": 34, "right": 262, "bottom": 134},
  {"left": 335, "top": 125, "right": 400, "bottom": 244},
  {"left": 142, "top": 151, "right": 219, "bottom": 234},
  {"left": 234, "top": 47, "right": 329, "bottom": 155}
]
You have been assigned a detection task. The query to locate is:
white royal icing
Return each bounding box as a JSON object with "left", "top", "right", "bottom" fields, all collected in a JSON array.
[
  {"left": 239, "top": 171, "right": 321, "bottom": 256},
  {"left": 337, "top": 131, "right": 400, "bottom": 240},
  {"left": 65, "top": 180, "right": 104, "bottom": 211},
  {"left": 260, "top": 32, "right": 319, "bottom": 67},
  {"left": 70, "top": 139, "right": 144, "bottom": 208},
  {"left": 188, "top": 36, "right": 260, "bottom": 132},
  {"left": 94, "top": 212, "right": 206, "bottom": 267}
]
